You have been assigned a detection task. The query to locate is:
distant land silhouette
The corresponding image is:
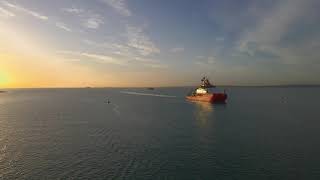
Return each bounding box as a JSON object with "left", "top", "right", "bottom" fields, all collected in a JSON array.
[
  {"left": 229, "top": 84, "right": 320, "bottom": 88},
  {"left": 181, "top": 84, "right": 320, "bottom": 88}
]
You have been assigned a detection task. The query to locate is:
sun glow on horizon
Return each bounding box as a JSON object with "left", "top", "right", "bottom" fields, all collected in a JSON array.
[
  {"left": 0, "top": 20, "right": 174, "bottom": 88},
  {"left": 0, "top": 71, "right": 9, "bottom": 87}
]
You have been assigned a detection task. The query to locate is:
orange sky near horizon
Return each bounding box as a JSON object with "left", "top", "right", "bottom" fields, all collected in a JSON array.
[
  {"left": 0, "top": 53, "right": 178, "bottom": 88},
  {"left": 0, "top": 28, "right": 184, "bottom": 88},
  {"left": 0, "top": 23, "right": 171, "bottom": 88}
]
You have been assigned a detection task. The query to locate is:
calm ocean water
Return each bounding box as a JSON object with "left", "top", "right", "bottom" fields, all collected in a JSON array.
[{"left": 0, "top": 87, "right": 320, "bottom": 179}]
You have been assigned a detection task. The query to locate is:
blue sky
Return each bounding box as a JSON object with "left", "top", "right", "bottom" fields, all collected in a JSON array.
[{"left": 0, "top": 0, "right": 319, "bottom": 87}]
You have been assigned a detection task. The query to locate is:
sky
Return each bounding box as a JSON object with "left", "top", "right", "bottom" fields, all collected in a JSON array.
[{"left": 0, "top": 0, "right": 319, "bottom": 88}]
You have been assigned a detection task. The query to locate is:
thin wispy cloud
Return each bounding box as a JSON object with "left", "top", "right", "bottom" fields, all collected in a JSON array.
[
  {"left": 1, "top": 1, "right": 48, "bottom": 20},
  {"left": 56, "top": 50, "right": 81, "bottom": 56},
  {"left": 57, "top": 50, "right": 128, "bottom": 66},
  {"left": 55, "top": 22, "right": 72, "bottom": 32},
  {"left": 83, "top": 16, "right": 104, "bottom": 29},
  {"left": 62, "top": 6, "right": 104, "bottom": 29},
  {"left": 241, "top": 0, "right": 306, "bottom": 44},
  {"left": 126, "top": 25, "right": 160, "bottom": 56},
  {"left": 0, "top": 6, "right": 14, "bottom": 18},
  {"left": 170, "top": 47, "right": 184, "bottom": 53},
  {"left": 81, "top": 53, "right": 127, "bottom": 65},
  {"left": 195, "top": 56, "right": 216, "bottom": 66},
  {"left": 101, "top": 0, "right": 131, "bottom": 16},
  {"left": 144, "top": 63, "right": 168, "bottom": 69},
  {"left": 82, "top": 40, "right": 135, "bottom": 57},
  {"left": 62, "top": 58, "right": 81, "bottom": 63},
  {"left": 132, "top": 57, "right": 167, "bottom": 69},
  {"left": 236, "top": 0, "right": 318, "bottom": 64},
  {"left": 58, "top": 49, "right": 167, "bottom": 69},
  {"left": 132, "top": 57, "right": 155, "bottom": 63},
  {"left": 62, "top": 7, "right": 84, "bottom": 14}
]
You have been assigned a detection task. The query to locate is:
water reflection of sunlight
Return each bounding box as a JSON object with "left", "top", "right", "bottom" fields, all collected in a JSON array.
[{"left": 192, "top": 101, "right": 214, "bottom": 126}]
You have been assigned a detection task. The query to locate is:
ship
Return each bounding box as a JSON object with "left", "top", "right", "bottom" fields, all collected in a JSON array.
[{"left": 186, "top": 77, "right": 227, "bottom": 103}]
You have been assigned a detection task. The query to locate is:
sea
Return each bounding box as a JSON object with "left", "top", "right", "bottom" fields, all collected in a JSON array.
[{"left": 0, "top": 87, "right": 319, "bottom": 179}]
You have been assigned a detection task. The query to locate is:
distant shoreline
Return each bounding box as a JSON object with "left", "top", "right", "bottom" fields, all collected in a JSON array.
[{"left": 220, "top": 85, "right": 320, "bottom": 88}]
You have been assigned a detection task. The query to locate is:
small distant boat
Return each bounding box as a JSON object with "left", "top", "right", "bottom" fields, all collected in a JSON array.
[
  {"left": 147, "top": 87, "right": 155, "bottom": 90},
  {"left": 186, "top": 77, "right": 227, "bottom": 103}
]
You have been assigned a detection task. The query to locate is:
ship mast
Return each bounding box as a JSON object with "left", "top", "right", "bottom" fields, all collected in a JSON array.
[{"left": 200, "top": 77, "right": 215, "bottom": 88}]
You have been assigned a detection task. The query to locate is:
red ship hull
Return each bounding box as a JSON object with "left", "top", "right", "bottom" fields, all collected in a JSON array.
[{"left": 186, "top": 93, "right": 227, "bottom": 103}]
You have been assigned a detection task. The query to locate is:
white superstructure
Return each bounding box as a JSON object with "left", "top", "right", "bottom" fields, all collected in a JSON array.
[{"left": 196, "top": 88, "right": 208, "bottom": 94}]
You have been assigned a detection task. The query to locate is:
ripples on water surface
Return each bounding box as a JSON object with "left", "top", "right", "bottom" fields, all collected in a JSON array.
[{"left": 0, "top": 87, "right": 320, "bottom": 179}]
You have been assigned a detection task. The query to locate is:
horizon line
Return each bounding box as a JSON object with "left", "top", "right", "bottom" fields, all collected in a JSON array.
[{"left": 1, "top": 84, "right": 320, "bottom": 89}]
